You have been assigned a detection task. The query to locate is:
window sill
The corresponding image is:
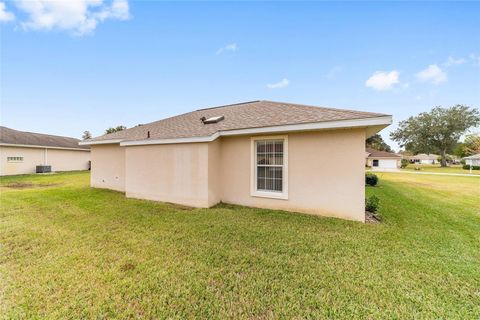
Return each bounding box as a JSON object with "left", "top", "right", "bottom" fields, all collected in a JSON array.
[{"left": 251, "top": 190, "right": 288, "bottom": 200}]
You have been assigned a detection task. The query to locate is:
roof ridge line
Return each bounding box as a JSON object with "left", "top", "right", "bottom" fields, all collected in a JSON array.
[
  {"left": 195, "top": 100, "right": 261, "bottom": 111},
  {"left": 259, "top": 100, "right": 387, "bottom": 116}
]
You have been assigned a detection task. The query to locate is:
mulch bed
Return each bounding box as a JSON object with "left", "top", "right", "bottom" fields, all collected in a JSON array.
[{"left": 365, "top": 211, "right": 381, "bottom": 224}]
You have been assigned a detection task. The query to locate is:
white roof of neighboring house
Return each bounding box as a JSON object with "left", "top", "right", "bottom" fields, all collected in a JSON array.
[
  {"left": 463, "top": 153, "right": 480, "bottom": 160},
  {"left": 409, "top": 153, "right": 438, "bottom": 160}
]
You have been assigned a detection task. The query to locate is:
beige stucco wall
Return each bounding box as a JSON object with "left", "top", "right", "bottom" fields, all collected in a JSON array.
[
  {"left": 90, "top": 128, "right": 367, "bottom": 221},
  {"left": 125, "top": 143, "right": 211, "bottom": 207},
  {"left": 218, "top": 129, "right": 366, "bottom": 221},
  {"left": 0, "top": 146, "right": 90, "bottom": 176},
  {"left": 44, "top": 149, "right": 90, "bottom": 172},
  {"left": 207, "top": 139, "right": 221, "bottom": 207},
  {"left": 90, "top": 144, "right": 125, "bottom": 192}
]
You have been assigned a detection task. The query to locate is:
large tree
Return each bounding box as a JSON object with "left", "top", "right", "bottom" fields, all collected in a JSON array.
[
  {"left": 366, "top": 133, "right": 393, "bottom": 152},
  {"left": 82, "top": 130, "right": 92, "bottom": 140},
  {"left": 105, "top": 125, "right": 127, "bottom": 134},
  {"left": 454, "top": 134, "right": 480, "bottom": 157},
  {"left": 390, "top": 105, "right": 480, "bottom": 167}
]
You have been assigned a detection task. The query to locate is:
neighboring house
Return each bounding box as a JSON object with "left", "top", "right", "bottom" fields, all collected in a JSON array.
[
  {"left": 0, "top": 126, "right": 90, "bottom": 176},
  {"left": 409, "top": 153, "right": 439, "bottom": 164},
  {"left": 463, "top": 154, "right": 480, "bottom": 166},
  {"left": 81, "top": 100, "right": 392, "bottom": 222},
  {"left": 365, "top": 148, "right": 402, "bottom": 169}
]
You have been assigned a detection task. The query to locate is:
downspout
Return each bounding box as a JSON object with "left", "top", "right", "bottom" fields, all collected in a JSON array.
[{"left": 44, "top": 148, "right": 48, "bottom": 165}]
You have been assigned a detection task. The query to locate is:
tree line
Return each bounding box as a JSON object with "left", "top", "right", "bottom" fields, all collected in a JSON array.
[{"left": 367, "top": 105, "right": 480, "bottom": 167}]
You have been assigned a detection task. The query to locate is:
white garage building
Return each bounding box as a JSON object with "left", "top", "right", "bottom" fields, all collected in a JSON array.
[
  {"left": 366, "top": 148, "right": 401, "bottom": 169},
  {"left": 463, "top": 154, "right": 480, "bottom": 166}
]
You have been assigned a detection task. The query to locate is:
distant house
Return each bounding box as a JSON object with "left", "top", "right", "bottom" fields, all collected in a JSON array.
[
  {"left": 463, "top": 154, "right": 480, "bottom": 166},
  {"left": 365, "top": 148, "right": 402, "bottom": 169},
  {"left": 409, "top": 153, "right": 439, "bottom": 165},
  {"left": 0, "top": 126, "right": 90, "bottom": 176},
  {"left": 81, "top": 100, "right": 392, "bottom": 222}
]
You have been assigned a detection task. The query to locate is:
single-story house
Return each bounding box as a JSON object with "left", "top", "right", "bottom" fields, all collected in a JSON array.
[
  {"left": 81, "top": 100, "right": 392, "bottom": 222},
  {"left": 408, "top": 153, "right": 439, "bottom": 164},
  {"left": 0, "top": 126, "right": 90, "bottom": 176},
  {"left": 365, "top": 148, "right": 402, "bottom": 169},
  {"left": 463, "top": 153, "right": 480, "bottom": 166}
]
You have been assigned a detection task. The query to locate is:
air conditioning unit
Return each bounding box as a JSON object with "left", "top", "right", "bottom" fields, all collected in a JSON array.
[{"left": 36, "top": 165, "right": 52, "bottom": 173}]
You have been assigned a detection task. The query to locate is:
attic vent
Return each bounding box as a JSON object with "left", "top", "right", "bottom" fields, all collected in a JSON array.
[{"left": 201, "top": 115, "right": 224, "bottom": 124}]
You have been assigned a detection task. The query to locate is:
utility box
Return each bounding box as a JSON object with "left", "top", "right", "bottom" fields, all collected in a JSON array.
[{"left": 36, "top": 165, "right": 52, "bottom": 173}]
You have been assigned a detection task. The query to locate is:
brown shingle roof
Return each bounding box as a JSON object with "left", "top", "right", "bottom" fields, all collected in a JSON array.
[
  {"left": 0, "top": 126, "right": 89, "bottom": 150},
  {"left": 87, "top": 100, "right": 389, "bottom": 143},
  {"left": 366, "top": 148, "right": 401, "bottom": 158}
]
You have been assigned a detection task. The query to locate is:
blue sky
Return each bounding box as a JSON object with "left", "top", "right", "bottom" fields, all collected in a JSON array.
[{"left": 1, "top": 1, "right": 479, "bottom": 150}]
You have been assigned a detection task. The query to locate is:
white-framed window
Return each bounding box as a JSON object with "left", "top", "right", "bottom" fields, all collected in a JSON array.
[
  {"left": 250, "top": 135, "right": 288, "bottom": 200},
  {"left": 7, "top": 156, "right": 24, "bottom": 163}
]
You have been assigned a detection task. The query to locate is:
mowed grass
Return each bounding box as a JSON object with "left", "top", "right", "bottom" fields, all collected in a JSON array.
[
  {"left": 1, "top": 171, "right": 479, "bottom": 319},
  {"left": 401, "top": 164, "right": 480, "bottom": 175}
]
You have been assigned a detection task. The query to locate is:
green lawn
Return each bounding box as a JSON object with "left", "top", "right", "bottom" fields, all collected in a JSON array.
[
  {"left": 400, "top": 164, "right": 480, "bottom": 175},
  {"left": 1, "top": 171, "right": 479, "bottom": 319}
]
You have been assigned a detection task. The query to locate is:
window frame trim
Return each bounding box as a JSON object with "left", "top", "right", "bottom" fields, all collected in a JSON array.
[
  {"left": 250, "top": 135, "right": 289, "bottom": 200},
  {"left": 7, "top": 156, "right": 24, "bottom": 163}
]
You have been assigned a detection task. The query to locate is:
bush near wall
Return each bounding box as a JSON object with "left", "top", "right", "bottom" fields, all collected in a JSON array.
[
  {"left": 365, "top": 195, "right": 380, "bottom": 213},
  {"left": 463, "top": 164, "right": 480, "bottom": 170},
  {"left": 365, "top": 173, "right": 378, "bottom": 186}
]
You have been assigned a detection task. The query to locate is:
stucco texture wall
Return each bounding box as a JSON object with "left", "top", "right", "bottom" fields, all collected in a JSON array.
[
  {"left": 218, "top": 129, "right": 366, "bottom": 221},
  {"left": 45, "top": 149, "right": 90, "bottom": 172},
  {"left": 0, "top": 146, "right": 45, "bottom": 176},
  {"left": 0, "top": 146, "right": 90, "bottom": 176},
  {"left": 91, "top": 144, "right": 125, "bottom": 192},
  {"left": 90, "top": 128, "right": 367, "bottom": 221},
  {"left": 125, "top": 143, "right": 211, "bottom": 207}
]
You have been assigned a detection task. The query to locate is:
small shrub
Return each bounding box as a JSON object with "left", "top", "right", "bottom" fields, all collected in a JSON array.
[
  {"left": 460, "top": 159, "right": 466, "bottom": 165},
  {"left": 414, "top": 166, "right": 421, "bottom": 171},
  {"left": 463, "top": 164, "right": 480, "bottom": 170},
  {"left": 365, "top": 173, "right": 378, "bottom": 186},
  {"left": 365, "top": 195, "right": 380, "bottom": 213},
  {"left": 400, "top": 159, "right": 409, "bottom": 169}
]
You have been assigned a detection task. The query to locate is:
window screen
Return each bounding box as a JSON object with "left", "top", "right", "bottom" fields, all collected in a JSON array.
[{"left": 256, "top": 140, "right": 284, "bottom": 192}]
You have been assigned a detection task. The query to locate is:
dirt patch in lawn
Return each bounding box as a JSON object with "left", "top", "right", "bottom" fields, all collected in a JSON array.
[
  {"left": 120, "top": 262, "right": 136, "bottom": 272},
  {"left": 3, "top": 182, "right": 61, "bottom": 189},
  {"left": 365, "top": 211, "right": 381, "bottom": 224}
]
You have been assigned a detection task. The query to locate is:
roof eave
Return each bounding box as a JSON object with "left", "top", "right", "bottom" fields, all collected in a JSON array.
[
  {"left": 0, "top": 143, "right": 90, "bottom": 151},
  {"left": 120, "top": 115, "right": 392, "bottom": 147},
  {"left": 79, "top": 139, "right": 124, "bottom": 146}
]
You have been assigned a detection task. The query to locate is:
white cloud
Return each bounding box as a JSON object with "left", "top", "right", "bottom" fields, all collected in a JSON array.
[
  {"left": 0, "top": 2, "right": 15, "bottom": 22},
  {"left": 324, "top": 66, "right": 343, "bottom": 79},
  {"left": 416, "top": 64, "right": 447, "bottom": 84},
  {"left": 443, "top": 56, "right": 466, "bottom": 67},
  {"left": 469, "top": 53, "right": 480, "bottom": 66},
  {"left": 365, "top": 70, "right": 400, "bottom": 91},
  {"left": 267, "top": 78, "right": 290, "bottom": 89},
  {"left": 12, "top": 0, "right": 130, "bottom": 35},
  {"left": 216, "top": 43, "right": 238, "bottom": 55}
]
